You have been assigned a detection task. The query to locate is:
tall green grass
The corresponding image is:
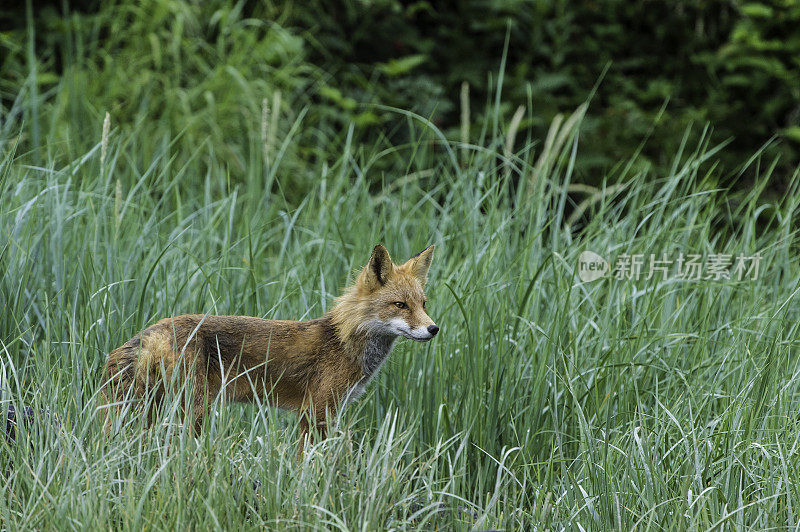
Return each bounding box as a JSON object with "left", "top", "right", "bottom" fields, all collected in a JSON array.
[
  {"left": 3, "top": 15, "right": 800, "bottom": 526},
  {"left": 3, "top": 107, "right": 800, "bottom": 529}
]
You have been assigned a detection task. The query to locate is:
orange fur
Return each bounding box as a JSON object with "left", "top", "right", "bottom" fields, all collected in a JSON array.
[{"left": 100, "top": 245, "right": 438, "bottom": 458}]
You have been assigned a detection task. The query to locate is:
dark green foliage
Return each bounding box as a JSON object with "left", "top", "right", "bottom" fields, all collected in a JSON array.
[
  {"left": 2, "top": 0, "right": 799, "bottom": 189},
  {"left": 281, "top": 0, "right": 800, "bottom": 180},
  {"left": 703, "top": 1, "right": 800, "bottom": 147}
]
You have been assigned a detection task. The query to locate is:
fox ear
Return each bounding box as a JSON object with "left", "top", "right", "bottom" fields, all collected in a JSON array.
[
  {"left": 365, "top": 244, "right": 394, "bottom": 289},
  {"left": 406, "top": 245, "right": 435, "bottom": 285}
]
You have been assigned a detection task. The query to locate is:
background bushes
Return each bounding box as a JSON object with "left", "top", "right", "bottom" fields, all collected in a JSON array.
[
  {"left": 1, "top": 0, "right": 799, "bottom": 192},
  {"left": 282, "top": 0, "right": 800, "bottom": 182}
]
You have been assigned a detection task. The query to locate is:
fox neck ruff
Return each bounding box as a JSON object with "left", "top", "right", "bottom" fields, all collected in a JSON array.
[{"left": 328, "top": 294, "right": 400, "bottom": 379}]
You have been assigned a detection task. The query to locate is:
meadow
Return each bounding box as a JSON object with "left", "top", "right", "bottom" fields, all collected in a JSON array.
[{"left": 3, "top": 6, "right": 800, "bottom": 529}]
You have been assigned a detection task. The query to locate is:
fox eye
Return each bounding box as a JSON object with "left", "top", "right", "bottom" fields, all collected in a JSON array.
[
  {"left": 423, "top": 300, "right": 427, "bottom": 309},
  {"left": 393, "top": 302, "right": 408, "bottom": 309}
]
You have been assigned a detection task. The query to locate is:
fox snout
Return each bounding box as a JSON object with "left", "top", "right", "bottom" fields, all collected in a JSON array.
[
  {"left": 415, "top": 323, "right": 440, "bottom": 341},
  {"left": 410, "top": 324, "right": 439, "bottom": 342},
  {"left": 405, "top": 307, "right": 439, "bottom": 342},
  {"left": 385, "top": 316, "right": 439, "bottom": 341}
]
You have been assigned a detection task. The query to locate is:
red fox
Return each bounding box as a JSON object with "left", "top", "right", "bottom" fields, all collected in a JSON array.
[{"left": 101, "top": 245, "right": 438, "bottom": 458}]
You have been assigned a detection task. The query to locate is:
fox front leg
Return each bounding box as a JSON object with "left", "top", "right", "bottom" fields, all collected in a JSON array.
[{"left": 296, "top": 412, "right": 328, "bottom": 461}]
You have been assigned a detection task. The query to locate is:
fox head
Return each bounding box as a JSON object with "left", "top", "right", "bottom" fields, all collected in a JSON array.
[{"left": 333, "top": 244, "right": 439, "bottom": 342}]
